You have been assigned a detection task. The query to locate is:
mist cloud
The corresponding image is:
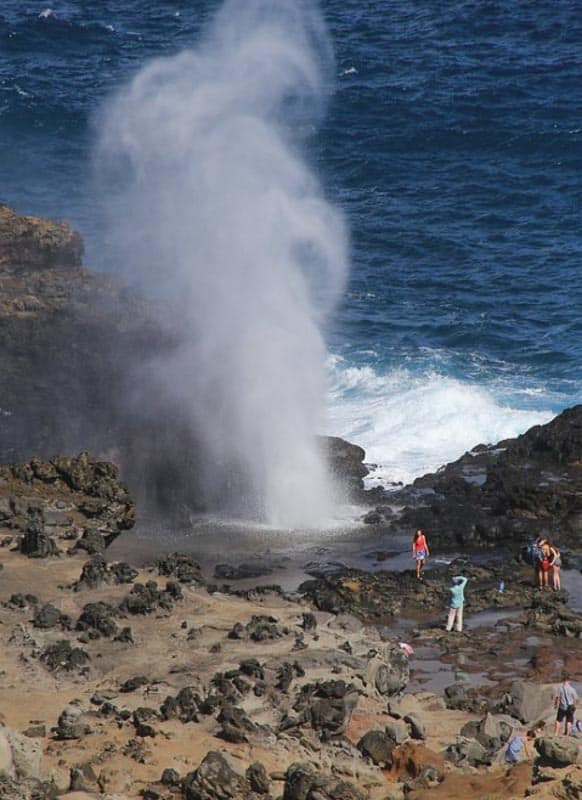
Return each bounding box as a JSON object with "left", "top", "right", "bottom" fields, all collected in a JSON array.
[{"left": 95, "top": 0, "right": 349, "bottom": 527}]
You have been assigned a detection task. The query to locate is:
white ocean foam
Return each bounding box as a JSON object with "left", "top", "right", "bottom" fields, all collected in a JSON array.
[
  {"left": 39, "top": 9, "right": 53, "bottom": 19},
  {"left": 325, "top": 355, "right": 554, "bottom": 487}
]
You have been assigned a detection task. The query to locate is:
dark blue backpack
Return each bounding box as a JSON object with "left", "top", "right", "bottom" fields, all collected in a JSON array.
[{"left": 524, "top": 543, "right": 542, "bottom": 565}]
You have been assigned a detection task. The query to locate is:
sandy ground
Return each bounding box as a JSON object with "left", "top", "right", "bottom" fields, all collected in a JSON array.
[{"left": 0, "top": 544, "right": 580, "bottom": 800}]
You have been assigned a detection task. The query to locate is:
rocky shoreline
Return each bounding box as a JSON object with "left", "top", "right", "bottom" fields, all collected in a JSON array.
[
  {"left": 0, "top": 205, "right": 580, "bottom": 798},
  {"left": 0, "top": 443, "right": 581, "bottom": 799}
]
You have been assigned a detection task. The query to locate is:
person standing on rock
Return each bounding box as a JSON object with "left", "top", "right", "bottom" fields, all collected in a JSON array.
[
  {"left": 445, "top": 575, "right": 468, "bottom": 632},
  {"left": 554, "top": 674, "right": 578, "bottom": 736},
  {"left": 412, "top": 529, "right": 430, "bottom": 579},
  {"left": 538, "top": 538, "right": 557, "bottom": 590},
  {"left": 548, "top": 541, "right": 561, "bottom": 591}
]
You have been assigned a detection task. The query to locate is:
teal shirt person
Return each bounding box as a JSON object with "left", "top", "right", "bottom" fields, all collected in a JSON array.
[{"left": 449, "top": 576, "right": 467, "bottom": 608}]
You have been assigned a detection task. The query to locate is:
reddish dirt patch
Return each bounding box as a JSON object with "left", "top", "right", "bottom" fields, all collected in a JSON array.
[{"left": 407, "top": 762, "right": 532, "bottom": 800}]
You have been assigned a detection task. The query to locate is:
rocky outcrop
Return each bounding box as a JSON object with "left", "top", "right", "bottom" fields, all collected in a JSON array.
[
  {"left": 0, "top": 203, "right": 206, "bottom": 516},
  {"left": 0, "top": 205, "right": 373, "bottom": 520},
  {"left": 0, "top": 204, "right": 82, "bottom": 271},
  {"left": 0, "top": 451, "right": 135, "bottom": 548},
  {"left": 368, "top": 404, "right": 582, "bottom": 550},
  {"left": 318, "top": 436, "right": 369, "bottom": 498},
  {"left": 299, "top": 560, "right": 538, "bottom": 624}
]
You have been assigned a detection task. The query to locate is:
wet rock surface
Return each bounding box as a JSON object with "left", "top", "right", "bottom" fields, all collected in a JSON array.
[
  {"left": 371, "top": 404, "right": 582, "bottom": 551},
  {"left": 299, "top": 559, "right": 550, "bottom": 626}
]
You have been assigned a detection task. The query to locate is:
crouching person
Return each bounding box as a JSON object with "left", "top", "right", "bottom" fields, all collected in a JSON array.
[{"left": 505, "top": 727, "right": 532, "bottom": 764}]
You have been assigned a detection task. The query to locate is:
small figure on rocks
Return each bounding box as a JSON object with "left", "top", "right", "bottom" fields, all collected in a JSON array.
[
  {"left": 504, "top": 727, "right": 532, "bottom": 763},
  {"left": 548, "top": 541, "right": 561, "bottom": 591},
  {"left": 412, "top": 529, "right": 430, "bottom": 579},
  {"left": 554, "top": 673, "right": 578, "bottom": 736},
  {"left": 537, "top": 538, "right": 552, "bottom": 590},
  {"left": 445, "top": 575, "right": 467, "bottom": 632}
]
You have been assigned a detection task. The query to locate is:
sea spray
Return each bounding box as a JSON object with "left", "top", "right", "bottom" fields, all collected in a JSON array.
[
  {"left": 94, "top": 0, "right": 348, "bottom": 527},
  {"left": 326, "top": 356, "right": 553, "bottom": 487}
]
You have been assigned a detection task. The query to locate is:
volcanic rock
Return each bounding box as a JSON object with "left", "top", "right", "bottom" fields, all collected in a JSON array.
[
  {"left": 0, "top": 204, "right": 82, "bottom": 270},
  {"left": 357, "top": 729, "right": 396, "bottom": 766},
  {"left": 498, "top": 680, "right": 556, "bottom": 723},
  {"left": 319, "top": 436, "right": 369, "bottom": 498},
  {"left": 535, "top": 736, "right": 582, "bottom": 767},
  {"left": 246, "top": 762, "right": 270, "bottom": 794},
  {"left": 32, "top": 603, "right": 70, "bottom": 630},
  {"left": 19, "top": 520, "right": 58, "bottom": 559},
  {"left": 214, "top": 562, "right": 273, "bottom": 580},
  {"left": 40, "top": 640, "right": 90, "bottom": 673},
  {"left": 283, "top": 762, "right": 366, "bottom": 800},
  {"left": 53, "top": 706, "right": 91, "bottom": 740},
  {"left": 2, "top": 452, "right": 135, "bottom": 551},
  {"left": 182, "top": 751, "right": 249, "bottom": 800},
  {"left": 388, "top": 404, "right": 582, "bottom": 550},
  {"left": 133, "top": 707, "right": 160, "bottom": 738},
  {"left": 76, "top": 601, "right": 119, "bottom": 639},
  {"left": 157, "top": 553, "right": 203, "bottom": 584}
]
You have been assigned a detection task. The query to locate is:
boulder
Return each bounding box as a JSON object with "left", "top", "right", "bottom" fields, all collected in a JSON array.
[
  {"left": 283, "top": 762, "right": 366, "bottom": 800},
  {"left": 132, "top": 708, "right": 159, "bottom": 738},
  {"left": 19, "top": 520, "right": 58, "bottom": 559},
  {"left": 444, "top": 683, "right": 472, "bottom": 711},
  {"left": 157, "top": 553, "right": 203, "bottom": 585},
  {"left": 0, "top": 727, "right": 14, "bottom": 777},
  {"left": 291, "top": 679, "right": 359, "bottom": 738},
  {"left": 120, "top": 675, "right": 150, "bottom": 694},
  {"left": 32, "top": 603, "right": 67, "bottom": 630},
  {"left": 69, "top": 528, "right": 105, "bottom": 555},
  {"left": 76, "top": 602, "right": 118, "bottom": 639},
  {"left": 501, "top": 680, "right": 556, "bottom": 723},
  {"left": 385, "top": 719, "right": 409, "bottom": 745},
  {"left": 357, "top": 729, "right": 396, "bottom": 766},
  {"left": 119, "top": 581, "right": 177, "bottom": 615},
  {"left": 535, "top": 736, "right": 582, "bottom": 767},
  {"left": 53, "top": 706, "right": 90, "bottom": 740},
  {"left": 319, "top": 436, "right": 369, "bottom": 498},
  {"left": 445, "top": 736, "right": 490, "bottom": 767},
  {"left": 160, "top": 768, "right": 181, "bottom": 787},
  {"left": 2, "top": 729, "right": 41, "bottom": 780},
  {"left": 366, "top": 644, "right": 409, "bottom": 696},
  {"left": 216, "top": 705, "right": 256, "bottom": 744},
  {"left": 69, "top": 762, "right": 100, "bottom": 793},
  {"left": 404, "top": 713, "right": 426, "bottom": 741},
  {"left": 246, "top": 762, "right": 269, "bottom": 794},
  {"left": 75, "top": 555, "right": 110, "bottom": 590},
  {"left": 460, "top": 713, "right": 513, "bottom": 751},
  {"left": 40, "top": 640, "right": 90, "bottom": 673},
  {"left": 182, "top": 751, "right": 249, "bottom": 800}
]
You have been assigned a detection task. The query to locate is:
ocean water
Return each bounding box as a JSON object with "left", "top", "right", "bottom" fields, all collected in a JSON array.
[{"left": 1, "top": 0, "right": 581, "bottom": 488}]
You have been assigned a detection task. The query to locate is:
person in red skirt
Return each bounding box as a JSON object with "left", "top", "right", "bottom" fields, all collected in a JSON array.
[{"left": 412, "top": 529, "right": 430, "bottom": 580}]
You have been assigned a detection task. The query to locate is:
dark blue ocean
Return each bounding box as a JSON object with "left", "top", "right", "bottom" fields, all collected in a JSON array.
[{"left": 1, "top": 0, "right": 581, "bottom": 486}]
